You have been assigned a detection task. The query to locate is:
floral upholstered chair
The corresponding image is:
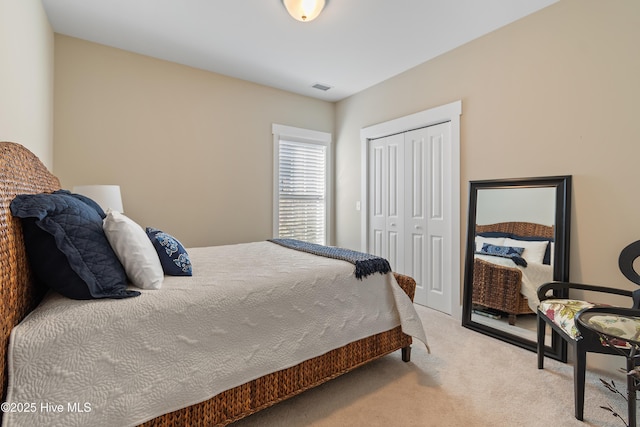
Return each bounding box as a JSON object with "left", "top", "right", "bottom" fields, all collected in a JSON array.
[{"left": 536, "top": 240, "right": 640, "bottom": 421}]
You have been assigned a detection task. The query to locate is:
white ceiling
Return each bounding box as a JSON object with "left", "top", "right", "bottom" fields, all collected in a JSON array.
[{"left": 41, "top": 0, "right": 558, "bottom": 102}]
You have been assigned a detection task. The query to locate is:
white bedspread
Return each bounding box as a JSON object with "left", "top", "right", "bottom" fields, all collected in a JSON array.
[
  {"left": 3, "top": 241, "right": 427, "bottom": 427},
  {"left": 475, "top": 254, "right": 553, "bottom": 311}
]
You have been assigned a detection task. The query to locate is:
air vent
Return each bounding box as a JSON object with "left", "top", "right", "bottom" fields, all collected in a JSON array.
[{"left": 312, "top": 83, "right": 332, "bottom": 91}]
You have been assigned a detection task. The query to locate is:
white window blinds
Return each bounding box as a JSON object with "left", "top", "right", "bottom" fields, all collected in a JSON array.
[
  {"left": 272, "top": 124, "right": 331, "bottom": 246},
  {"left": 277, "top": 139, "right": 327, "bottom": 245}
]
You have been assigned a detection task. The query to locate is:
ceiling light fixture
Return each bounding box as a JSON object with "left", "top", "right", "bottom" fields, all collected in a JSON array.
[{"left": 282, "top": 0, "right": 326, "bottom": 22}]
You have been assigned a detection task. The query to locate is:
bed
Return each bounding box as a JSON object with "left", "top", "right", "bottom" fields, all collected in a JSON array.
[
  {"left": 0, "top": 141, "right": 427, "bottom": 426},
  {"left": 472, "top": 221, "right": 554, "bottom": 325}
]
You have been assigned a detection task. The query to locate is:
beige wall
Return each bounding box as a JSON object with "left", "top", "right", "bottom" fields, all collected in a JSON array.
[
  {"left": 0, "top": 0, "right": 54, "bottom": 167},
  {"left": 336, "top": 0, "right": 640, "bottom": 299},
  {"left": 54, "top": 35, "right": 334, "bottom": 247}
]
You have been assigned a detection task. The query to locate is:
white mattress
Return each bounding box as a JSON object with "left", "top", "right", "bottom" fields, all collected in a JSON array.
[{"left": 3, "top": 241, "right": 427, "bottom": 427}]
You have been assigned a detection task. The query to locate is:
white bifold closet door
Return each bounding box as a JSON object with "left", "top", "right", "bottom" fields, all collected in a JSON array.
[
  {"left": 368, "top": 133, "right": 405, "bottom": 272},
  {"left": 368, "top": 122, "right": 452, "bottom": 314}
]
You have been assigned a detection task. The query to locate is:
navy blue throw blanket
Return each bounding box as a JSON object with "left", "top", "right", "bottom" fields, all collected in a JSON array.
[{"left": 268, "top": 239, "right": 391, "bottom": 280}]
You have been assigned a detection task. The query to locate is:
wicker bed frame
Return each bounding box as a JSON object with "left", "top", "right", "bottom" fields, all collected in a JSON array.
[
  {"left": 0, "top": 141, "right": 414, "bottom": 426},
  {"left": 472, "top": 221, "right": 554, "bottom": 325}
]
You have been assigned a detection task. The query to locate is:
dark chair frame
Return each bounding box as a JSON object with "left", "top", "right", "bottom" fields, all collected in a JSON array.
[
  {"left": 537, "top": 282, "right": 640, "bottom": 420},
  {"left": 577, "top": 306, "right": 640, "bottom": 427}
]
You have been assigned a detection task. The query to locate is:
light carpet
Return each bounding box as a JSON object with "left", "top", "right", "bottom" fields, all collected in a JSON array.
[{"left": 231, "top": 304, "right": 634, "bottom": 427}]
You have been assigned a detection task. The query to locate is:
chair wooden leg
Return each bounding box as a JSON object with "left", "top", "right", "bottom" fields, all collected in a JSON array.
[
  {"left": 626, "top": 354, "right": 637, "bottom": 427},
  {"left": 574, "top": 344, "right": 586, "bottom": 421},
  {"left": 537, "top": 313, "right": 546, "bottom": 369}
]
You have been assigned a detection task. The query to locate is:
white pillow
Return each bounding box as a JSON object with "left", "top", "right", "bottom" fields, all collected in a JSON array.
[
  {"left": 103, "top": 210, "right": 164, "bottom": 289},
  {"left": 475, "top": 236, "right": 505, "bottom": 252},
  {"left": 504, "top": 238, "right": 549, "bottom": 264}
]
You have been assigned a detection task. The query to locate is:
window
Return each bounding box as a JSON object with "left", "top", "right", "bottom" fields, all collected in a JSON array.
[{"left": 272, "top": 124, "right": 331, "bottom": 245}]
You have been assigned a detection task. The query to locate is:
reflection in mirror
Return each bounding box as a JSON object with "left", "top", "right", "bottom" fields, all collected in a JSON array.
[{"left": 462, "top": 176, "right": 571, "bottom": 362}]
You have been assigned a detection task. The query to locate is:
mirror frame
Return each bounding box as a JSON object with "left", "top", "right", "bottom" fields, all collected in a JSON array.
[{"left": 462, "top": 175, "right": 572, "bottom": 361}]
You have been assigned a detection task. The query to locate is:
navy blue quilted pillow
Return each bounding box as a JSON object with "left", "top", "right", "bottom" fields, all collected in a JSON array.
[
  {"left": 53, "top": 189, "right": 106, "bottom": 218},
  {"left": 477, "top": 243, "right": 528, "bottom": 267},
  {"left": 10, "top": 192, "right": 139, "bottom": 299},
  {"left": 145, "top": 227, "right": 192, "bottom": 276}
]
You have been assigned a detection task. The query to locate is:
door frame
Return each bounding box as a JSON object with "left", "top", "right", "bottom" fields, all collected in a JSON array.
[{"left": 360, "top": 100, "right": 462, "bottom": 320}]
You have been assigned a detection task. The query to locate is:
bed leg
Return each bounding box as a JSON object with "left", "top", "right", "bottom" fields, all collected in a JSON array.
[{"left": 401, "top": 346, "right": 411, "bottom": 362}]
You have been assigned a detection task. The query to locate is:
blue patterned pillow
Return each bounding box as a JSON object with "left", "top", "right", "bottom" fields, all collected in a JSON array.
[
  {"left": 145, "top": 227, "right": 192, "bottom": 276},
  {"left": 477, "top": 243, "right": 528, "bottom": 267}
]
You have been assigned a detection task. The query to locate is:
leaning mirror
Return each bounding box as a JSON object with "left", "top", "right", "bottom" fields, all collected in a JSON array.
[{"left": 462, "top": 176, "right": 571, "bottom": 361}]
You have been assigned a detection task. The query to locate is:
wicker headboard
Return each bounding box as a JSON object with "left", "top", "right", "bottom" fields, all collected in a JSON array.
[
  {"left": 475, "top": 221, "right": 554, "bottom": 240},
  {"left": 0, "top": 142, "right": 61, "bottom": 401}
]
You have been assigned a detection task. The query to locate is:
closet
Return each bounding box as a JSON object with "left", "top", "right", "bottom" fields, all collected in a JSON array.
[{"left": 367, "top": 122, "right": 452, "bottom": 314}]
